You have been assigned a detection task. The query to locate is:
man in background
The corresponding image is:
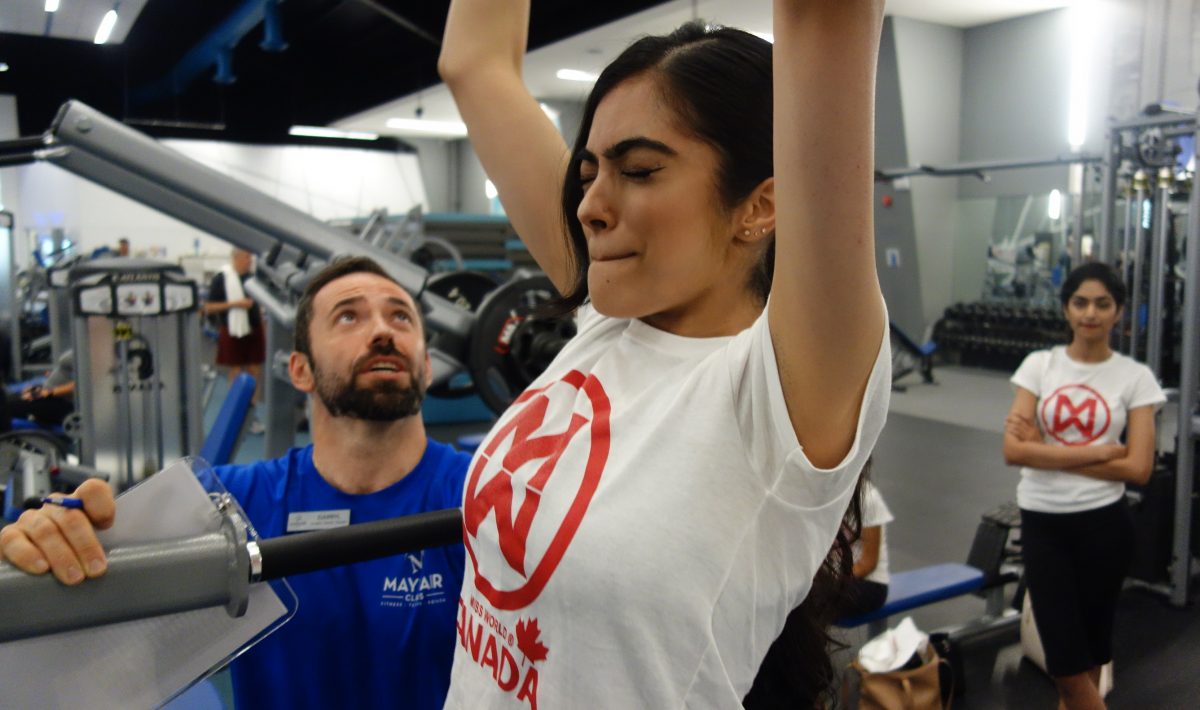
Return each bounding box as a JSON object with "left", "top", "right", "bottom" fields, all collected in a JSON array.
[{"left": 204, "top": 248, "right": 265, "bottom": 433}]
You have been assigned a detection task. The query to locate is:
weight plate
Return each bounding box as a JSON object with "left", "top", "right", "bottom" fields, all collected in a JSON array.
[
  {"left": 425, "top": 271, "right": 500, "bottom": 399},
  {"left": 467, "top": 274, "right": 574, "bottom": 414}
]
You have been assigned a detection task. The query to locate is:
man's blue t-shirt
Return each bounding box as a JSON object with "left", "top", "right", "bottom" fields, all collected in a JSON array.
[{"left": 216, "top": 438, "right": 470, "bottom": 709}]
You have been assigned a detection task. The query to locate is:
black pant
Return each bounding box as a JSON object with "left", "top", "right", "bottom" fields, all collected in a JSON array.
[
  {"left": 5, "top": 394, "right": 73, "bottom": 430},
  {"left": 1020, "top": 499, "right": 1134, "bottom": 677}
]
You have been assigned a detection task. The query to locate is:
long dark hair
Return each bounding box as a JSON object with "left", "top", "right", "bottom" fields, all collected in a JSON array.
[
  {"left": 552, "top": 21, "right": 775, "bottom": 316},
  {"left": 743, "top": 464, "right": 869, "bottom": 709}
]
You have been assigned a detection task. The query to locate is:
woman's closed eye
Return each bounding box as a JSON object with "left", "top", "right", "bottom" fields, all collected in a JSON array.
[{"left": 621, "top": 166, "right": 663, "bottom": 180}]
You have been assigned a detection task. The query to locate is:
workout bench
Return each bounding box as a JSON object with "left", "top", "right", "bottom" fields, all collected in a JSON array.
[
  {"left": 837, "top": 502, "right": 1023, "bottom": 639},
  {"left": 836, "top": 563, "right": 985, "bottom": 638}
]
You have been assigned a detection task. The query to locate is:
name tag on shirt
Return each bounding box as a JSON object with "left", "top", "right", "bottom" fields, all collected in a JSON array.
[{"left": 287, "top": 510, "right": 351, "bottom": 532}]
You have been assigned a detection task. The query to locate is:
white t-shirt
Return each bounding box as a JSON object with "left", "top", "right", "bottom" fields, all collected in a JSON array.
[
  {"left": 1010, "top": 346, "right": 1166, "bottom": 513},
  {"left": 447, "top": 302, "right": 891, "bottom": 709},
  {"left": 853, "top": 481, "right": 893, "bottom": 585}
]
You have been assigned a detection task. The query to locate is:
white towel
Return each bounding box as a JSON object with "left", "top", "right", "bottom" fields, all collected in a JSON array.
[
  {"left": 221, "top": 264, "right": 252, "bottom": 338},
  {"left": 858, "top": 617, "right": 930, "bottom": 672}
]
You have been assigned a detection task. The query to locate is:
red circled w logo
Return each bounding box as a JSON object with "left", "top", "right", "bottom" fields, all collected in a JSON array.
[
  {"left": 1040, "top": 384, "right": 1111, "bottom": 445},
  {"left": 463, "top": 370, "right": 611, "bottom": 610}
]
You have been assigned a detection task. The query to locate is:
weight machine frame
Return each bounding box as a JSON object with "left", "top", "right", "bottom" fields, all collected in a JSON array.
[
  {"left": 1095, "top": 110, "right": 1198, "bottom": 608},
  {"left": 0, "top": 101, "right": 478, "bottom": 457}
]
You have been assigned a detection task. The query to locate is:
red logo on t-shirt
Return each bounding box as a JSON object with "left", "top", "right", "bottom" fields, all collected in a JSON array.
[
  {"left": 464, "top": 370, "right": 611, "bottom": 610},
  {"left": 1040, "top": 384, "right": 1111, "bottom": 445}
]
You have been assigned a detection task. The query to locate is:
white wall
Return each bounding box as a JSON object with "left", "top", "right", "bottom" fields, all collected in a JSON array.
[
  {"left": 455, "top": 139, "right": 492, "bottom": 216},
  {"left": 894, "top": 17, "right": 964, "bottom": 329},
  {"left": 0, "top": 95, "right": 20, "bottom": 232},
  {"left": 448, "top": 98, "right": 587, "bottom": 217},
  {"left": 958, "top": 10, "right": 1073, "bottom": 200},
  {"left": 405, "top": 137, "right": 455, "bottom": 213},
  {"left": 13, "top": 139, "right": 427, "bottom": 262}
]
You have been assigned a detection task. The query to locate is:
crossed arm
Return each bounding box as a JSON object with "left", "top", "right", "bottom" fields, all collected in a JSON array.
[{"left": 1002, "top": 387, "right": 1157, "bottom": 485}]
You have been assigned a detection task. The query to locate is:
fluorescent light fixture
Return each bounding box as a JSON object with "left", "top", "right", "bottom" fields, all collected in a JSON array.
[
  {"left": 0, "top": 63, "right": 8, "bottom": 73},
  {"left": 556, "top": 69, "right": 598, "bottom": 83},
  {"left": 94, "top": 10, "right": 118, "bottom": 45},
  {"left": 485, "top": 179, "right": 498, "bottom": 200},
  {"left": 385, "top": 117, "right": 468, "bottom": 138},
  {"left": 750, "top": 31, "right": 774, "bottom": 43},
  {"left": 289, "top": 125, "right": 379, "bottom": 141},
  {"left": 45, "top": 0, "right": 60, "bottom": 12},
  {"left": 1047, "top": 189, "right": 1062, "bottom": 220},
  {"left": 1067, "top": 1, "right": 1098, "bottom": 149}
]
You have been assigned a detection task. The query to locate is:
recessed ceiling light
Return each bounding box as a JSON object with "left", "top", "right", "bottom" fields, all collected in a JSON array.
[
  {"left": 385, "top": 117, "right": 468, "bottom": 138},
  {"left": 556, "top": 69, "right": 598, "bottom": 83},
  {"left": 94, "top": 10, "right": 118, "bottom": 45},
  {"left": 0, "top": 63, "right": 9, "bottom": 73},
  {"left": 289, "top": 125, "right": 379, "bottom": 141}
]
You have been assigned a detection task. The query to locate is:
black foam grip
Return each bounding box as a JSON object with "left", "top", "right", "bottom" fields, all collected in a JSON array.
[{"left": 256, "top": 508, "right": 463, "bottom": 581}]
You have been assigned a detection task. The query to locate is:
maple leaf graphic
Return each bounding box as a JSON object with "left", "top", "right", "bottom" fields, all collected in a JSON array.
[{"left": 515, "top": 617, "right": 549, "bottom": 664}]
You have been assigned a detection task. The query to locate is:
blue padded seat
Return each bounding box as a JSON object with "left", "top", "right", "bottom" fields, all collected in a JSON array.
[
  {"left": 198, "top": 373, "right": 256, "bottom": 467},
  {"left": 836, "top": 563, "right": 984, "bottom": 629},
  {"left": 9, "top": 418, "right": 66, "bottom": 435}
]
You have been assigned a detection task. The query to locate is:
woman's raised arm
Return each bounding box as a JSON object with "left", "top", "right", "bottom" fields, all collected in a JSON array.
[
  {"left": 769, "top": 0, "right": 888, "bottom": 468},
  {"left": 439, "top": 0, "right": 575, "bottom": 292}
]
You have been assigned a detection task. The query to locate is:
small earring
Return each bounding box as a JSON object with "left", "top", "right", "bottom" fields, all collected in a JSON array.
[{"left": 743, "top": 229, "right": 750, "bottom": 236}]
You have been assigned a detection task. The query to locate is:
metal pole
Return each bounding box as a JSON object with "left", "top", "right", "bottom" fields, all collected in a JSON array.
[
  {"left": 2, "top": 212, "right": 20, "bottom": 383},
  {"left": 1145, "top": 167, "right": 1172, "bottom": 378},
  {"left": 262, "top": 315, "right": 295, "bottom": 460},
  {"left": 1097, "top": 133, "right": 1119, "bottom": 263},
  {"left": 1170, "top": 123, "right": 1200, "bottom": 608},
  {"left": 1072, "top": 195, "right": 1085, "bottom": 267},
  {"left": 1118, "top": 184, "right": 1135, "bottom": 353},
  {"left": 115, "top": 336, "right": 134, "bottom": 490},
  {"left": 1130, "top": 170, "right": 1149, "bottom": 358}
]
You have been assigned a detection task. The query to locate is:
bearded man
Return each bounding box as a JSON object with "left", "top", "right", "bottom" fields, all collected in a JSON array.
[{"left": 1, "top": 256, "right": 472, "bottom": 710}]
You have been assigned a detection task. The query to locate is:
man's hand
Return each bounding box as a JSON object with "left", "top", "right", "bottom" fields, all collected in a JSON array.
[{"left": 0, "top": 479, "right": 116, "bottom": 585}]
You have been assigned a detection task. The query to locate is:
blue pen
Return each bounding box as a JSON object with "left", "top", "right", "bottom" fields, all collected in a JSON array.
[{"left": 41, "top": 496, "right": 85, "bottom": 510}]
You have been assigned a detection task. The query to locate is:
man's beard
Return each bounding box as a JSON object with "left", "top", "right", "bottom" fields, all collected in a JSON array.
[{"left": 312, "top": 343, "right": 426, "bottom": 421}]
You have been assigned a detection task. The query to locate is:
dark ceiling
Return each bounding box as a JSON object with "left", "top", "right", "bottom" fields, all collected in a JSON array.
[{"left": 0, "top": 0, "right": 669, "bottom": 143}]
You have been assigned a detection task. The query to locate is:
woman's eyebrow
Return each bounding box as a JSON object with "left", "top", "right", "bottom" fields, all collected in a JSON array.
[{"left": 576, "top": 137, "right": 677, "bottom": 164}]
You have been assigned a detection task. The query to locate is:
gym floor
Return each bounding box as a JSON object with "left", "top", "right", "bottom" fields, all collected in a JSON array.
[{"left": 204, "top": 366, "right": 1200, "bottom": 707}]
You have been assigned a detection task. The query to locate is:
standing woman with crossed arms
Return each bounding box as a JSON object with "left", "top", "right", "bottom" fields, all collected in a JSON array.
[
  {"left": 1004, "top": 262, "right": 1165, "bottom": 710},
  {"left": 438, "top": 1, "right": 891, "bottom": 706}
]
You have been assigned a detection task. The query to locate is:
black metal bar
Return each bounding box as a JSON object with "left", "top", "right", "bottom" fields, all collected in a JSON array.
[
  {"left": 0, "top": 151, "right": 39, "bottom": 168},
  {"left": 0, "top": 136, "right": 49, "bottom": 154},
  {"left": 256, "top": 508, "right": 463, "bottom": 580},
  {"left": 354, "top": 0, "right": 441, "bottom": 46},
  {"left": 876, "top": 154, "right": 1102, "bottom": 182}
]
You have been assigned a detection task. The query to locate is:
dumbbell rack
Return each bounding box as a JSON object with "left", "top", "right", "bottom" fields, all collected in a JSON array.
[{"left": 932, "top": 302, "right": 1068, "bottom": 372}]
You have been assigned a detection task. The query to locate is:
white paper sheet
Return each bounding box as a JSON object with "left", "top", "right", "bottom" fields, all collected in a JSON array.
[{"left": 0, "top": 460, "right": 290, "bottom": 709}]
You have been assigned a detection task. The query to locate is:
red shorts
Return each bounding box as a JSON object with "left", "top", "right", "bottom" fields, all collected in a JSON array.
[{"left": 216, "top": 325, "right": 265, "bottom": 366}]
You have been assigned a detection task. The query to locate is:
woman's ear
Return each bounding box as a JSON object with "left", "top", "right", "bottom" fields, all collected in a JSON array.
[{"left": 734, "top": 177, "right": 775, "bottom": 244}]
